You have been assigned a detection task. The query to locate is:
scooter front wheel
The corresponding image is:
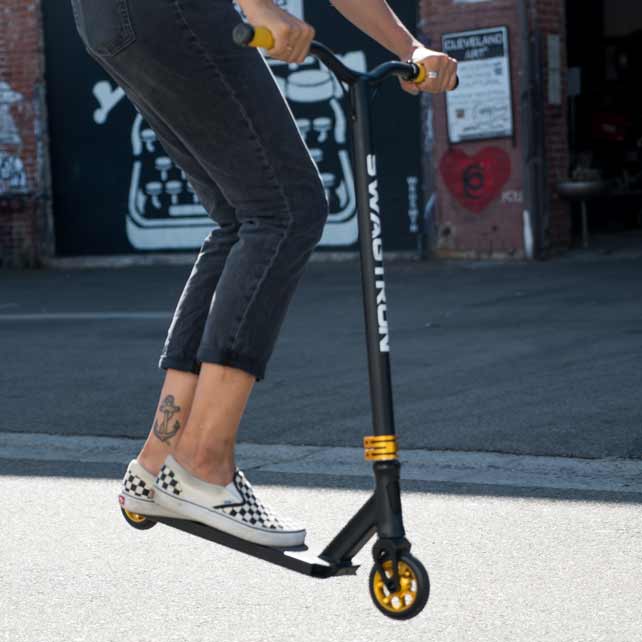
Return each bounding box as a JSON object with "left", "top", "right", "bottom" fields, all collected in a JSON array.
[
  {"left": 121, "top": 507, "right": 156, "bottom": 531},
  {"left": 369, "top": 553, "right": 430, "bottom": 620}
]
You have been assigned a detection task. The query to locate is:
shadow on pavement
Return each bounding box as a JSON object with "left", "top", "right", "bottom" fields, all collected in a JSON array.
[{"left": 3, "top": 458, "right": 641, "bottom": 506}]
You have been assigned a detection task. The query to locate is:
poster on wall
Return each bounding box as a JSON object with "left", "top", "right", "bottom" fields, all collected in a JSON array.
[
  {"left": 442, "top": 26, "right": 513, "bottom": 144},
  {"left": 42, "top": 1, "right": 422, "bottom": 256}
]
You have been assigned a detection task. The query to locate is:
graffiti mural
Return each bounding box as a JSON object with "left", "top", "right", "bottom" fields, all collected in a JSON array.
[
  {"left": 439, "top": 147, "right": 510, "bottom": 213},
  {"left": 264, "top": 0, "right": 364, "bottom": 246},
  {"left": 0, "top": 81, "right": 28, "bottom": 193},
  {"left": 269, "top": 53, "right": 366, "bottom": 246},
  {"left": 43, "top": 0, "right": 422, "bottom": 255},
  {"left": 92, "top": 80, "right": 212, "bottom": 250}
]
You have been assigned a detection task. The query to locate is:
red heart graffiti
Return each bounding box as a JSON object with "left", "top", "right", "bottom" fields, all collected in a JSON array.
[{"left": 439, "top": 147, "right": 511, "bottom": 213}]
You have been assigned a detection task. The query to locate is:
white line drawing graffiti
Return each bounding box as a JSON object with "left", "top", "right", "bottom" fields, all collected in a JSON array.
[
  {"left": 93, "top": 81, "right": 125, "bottom": 124},
  {"left": 91, "top": 0, "right": 362, "bottom": 249},
  {"left": 126, "top": 111, "right": 213, "bottom": 249},
  {"left": 0, "top": 81, "right": 27, "bottom": 193},
  {"left": 0, "top": 152, "right": 26, "bottom": 192},
  {"left": 275, "top": 0, "right": 303, "bottom": 17},
  {"left": 269, "top": 50, "right": 365, "bottom": 246},
  {"left": 406, "top": 176, "right": 420, "bottom": 233},
  {"left": 0, "top": 82, "right": 22, "bottom": 145},
  {"left": 234, "top": 0, "right": 303, "bottom": 18},
  {"left": 94, "top": 80, "right": 213, "bottom": 249},
  {"left": 264, "top": 0, "right": 361, "bottom": 246}
]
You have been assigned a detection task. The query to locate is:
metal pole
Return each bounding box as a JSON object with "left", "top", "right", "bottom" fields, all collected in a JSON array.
[
  {"left": 517, "top": 0, "right": 540, "bottom": 258},
  {"left": 581, "top": 201, "right": 589, "bottom": 248},
  {"left": 351, "top": 79, "right": 396, "bottom": 438}
]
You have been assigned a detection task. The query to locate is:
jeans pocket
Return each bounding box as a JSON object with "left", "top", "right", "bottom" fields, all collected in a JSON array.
[{"left": 70, "top": 0, "right": 136, "bottom": 57}]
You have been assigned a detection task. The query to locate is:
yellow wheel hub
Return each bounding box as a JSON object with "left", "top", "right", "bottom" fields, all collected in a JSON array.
[
  {"left": 124, "top": 509, "right": 147, "bottom": 524},
  {"left": 371, "top": 560, "right": 418, "bottom": 613}
]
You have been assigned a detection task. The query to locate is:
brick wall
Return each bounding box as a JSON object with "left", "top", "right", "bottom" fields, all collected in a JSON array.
[
  {"left": 419, "top": 0, "right": 571, "bottom": 258},
  {"left": 0, "top": 0, "right": 52, "bottom": 267},
  {"left": 532, "top": 0, "right": 571, "bottom": 250},
  {"left": 0, "top": 0, "right": 571, "bottom": 266}
]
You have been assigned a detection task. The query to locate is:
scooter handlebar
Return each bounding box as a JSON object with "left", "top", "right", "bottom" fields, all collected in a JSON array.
[
  {"left": 233, "top": 23, "right": 457, "bottom": 89},
  {"left": 233, "top": 24, "right": 275, "bottom": 50}
]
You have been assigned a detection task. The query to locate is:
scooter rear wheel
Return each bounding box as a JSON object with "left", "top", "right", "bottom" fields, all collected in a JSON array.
[
  {"left": 121, "top": 507, "right": 156, "bottom": 530},
  {"left": 369, "top": 553, "right": 430, "bottom": 620}
]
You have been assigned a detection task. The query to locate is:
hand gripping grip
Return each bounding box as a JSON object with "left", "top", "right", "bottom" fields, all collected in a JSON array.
[
  {"left": 233, "top": 23, "right": 458, "bottom": 89},
  {"left": 408, "top": 62, "right": 459, "bottom": 89},
  {"left": 233, "top": 24, "right": 274, "bottom": 49},
  {"left": 412, "top": 63, "right": 427, "bottom": 84}
]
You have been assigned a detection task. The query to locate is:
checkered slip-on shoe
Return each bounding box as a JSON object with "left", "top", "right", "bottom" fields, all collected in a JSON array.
[
  {"left": 154, "top": 455, "right": 306, "bottom": 548},
  {"left": 118, "top": 459, "right": 179, "bottom": 518}
]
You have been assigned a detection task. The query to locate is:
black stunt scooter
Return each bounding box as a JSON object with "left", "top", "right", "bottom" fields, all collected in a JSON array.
[{"left": 122, "top": 24, "right": 454, "bottom": 620}]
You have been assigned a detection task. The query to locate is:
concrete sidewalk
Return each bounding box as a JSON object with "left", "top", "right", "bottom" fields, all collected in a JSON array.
[
  {"left": 1, "top": 253, "right": 641, "bottom": 459},
  {"left": 4, "top": 473, "right": 641, "bottom": 642}
]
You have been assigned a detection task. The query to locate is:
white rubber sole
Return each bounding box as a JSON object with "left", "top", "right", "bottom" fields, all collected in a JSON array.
[
  {"left": 119, "top": 493, "right": 178, "bottom": 518},
  {"left": 154, "top": 486, "right": 306, "bottom": 548}
]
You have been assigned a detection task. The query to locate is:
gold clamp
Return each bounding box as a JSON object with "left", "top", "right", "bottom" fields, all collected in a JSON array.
[{"left": 363, "top": 435, "right": 398, "bottom": 461}]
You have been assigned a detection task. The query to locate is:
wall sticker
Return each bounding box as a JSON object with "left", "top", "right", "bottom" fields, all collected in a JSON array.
[{"left": 439, "top": 146, "right": 511, "bottom": 213}]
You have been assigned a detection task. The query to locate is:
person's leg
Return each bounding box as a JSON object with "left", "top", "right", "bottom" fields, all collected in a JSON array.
[
  {"left": 93, "top": 62, "right": 251, "bottom": 479},
  {"left": 157, "top": 1, "right": 329, "bottom": 485},
  {"left": 136, "top": 368, "right": 198, "bottom": 475},
  {"left": 74, "top": 0, "right": 325, "bottom": 542},
  {"left": 101, "top": 1, "right": 327, "bottom": 486},
  {"left": 137, "top": 362, "right": 253, "bottom": 486},
  {"left": 172, "top": 363, "right": 254, "bottom": 484}
]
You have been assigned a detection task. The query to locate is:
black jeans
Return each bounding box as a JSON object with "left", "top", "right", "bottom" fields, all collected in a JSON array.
[{"left": 71, "top": 0, "right": 328, "bottom": 381}]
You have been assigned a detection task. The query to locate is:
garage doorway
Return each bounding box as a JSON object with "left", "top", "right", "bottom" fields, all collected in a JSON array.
[{"left": 565, "top": 0, "right": 642, "bottom": 250}]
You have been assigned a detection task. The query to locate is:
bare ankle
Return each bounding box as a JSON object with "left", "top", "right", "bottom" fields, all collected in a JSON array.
[
  {"left": 188, "top": 462, "right": 235, "bottom": 486},
  {"left": 174, "top": 445, "right": 235, "bottom": 486},
  {"left": 137, "top": 451, "right": 165, "bottom": 477}
]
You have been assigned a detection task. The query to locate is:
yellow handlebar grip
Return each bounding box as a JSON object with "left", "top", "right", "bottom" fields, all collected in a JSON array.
[
  {"left": 413, "top": 63, "right": 427, "bottom": 84},
  {"left": 250, "top": 26, "right": 275, "bottom": 49},
  {"left": 233, "top": 23, "right": 275, "bottom": 49}
]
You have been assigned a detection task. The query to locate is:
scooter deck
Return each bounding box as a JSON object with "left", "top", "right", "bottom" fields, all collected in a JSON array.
[{"left": 153, "top": 516, "right": 360, "bottom": 579}]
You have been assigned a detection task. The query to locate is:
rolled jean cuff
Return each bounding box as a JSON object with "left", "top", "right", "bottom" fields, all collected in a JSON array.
[
  {"left": 158, "top": 354, "right": 201, "bottom": 376},
  {"left": 196, "top": 343, "right": 265, "bottom": 382}
]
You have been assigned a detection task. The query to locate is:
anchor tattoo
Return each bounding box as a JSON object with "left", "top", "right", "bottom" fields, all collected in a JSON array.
[{"left": 153, "top": 394, "right": 181, "bottom": 443}]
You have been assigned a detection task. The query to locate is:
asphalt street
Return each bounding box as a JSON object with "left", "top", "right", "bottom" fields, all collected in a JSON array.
[{"left": 1, "top": 253, "right": 642, "bottom": 458}]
